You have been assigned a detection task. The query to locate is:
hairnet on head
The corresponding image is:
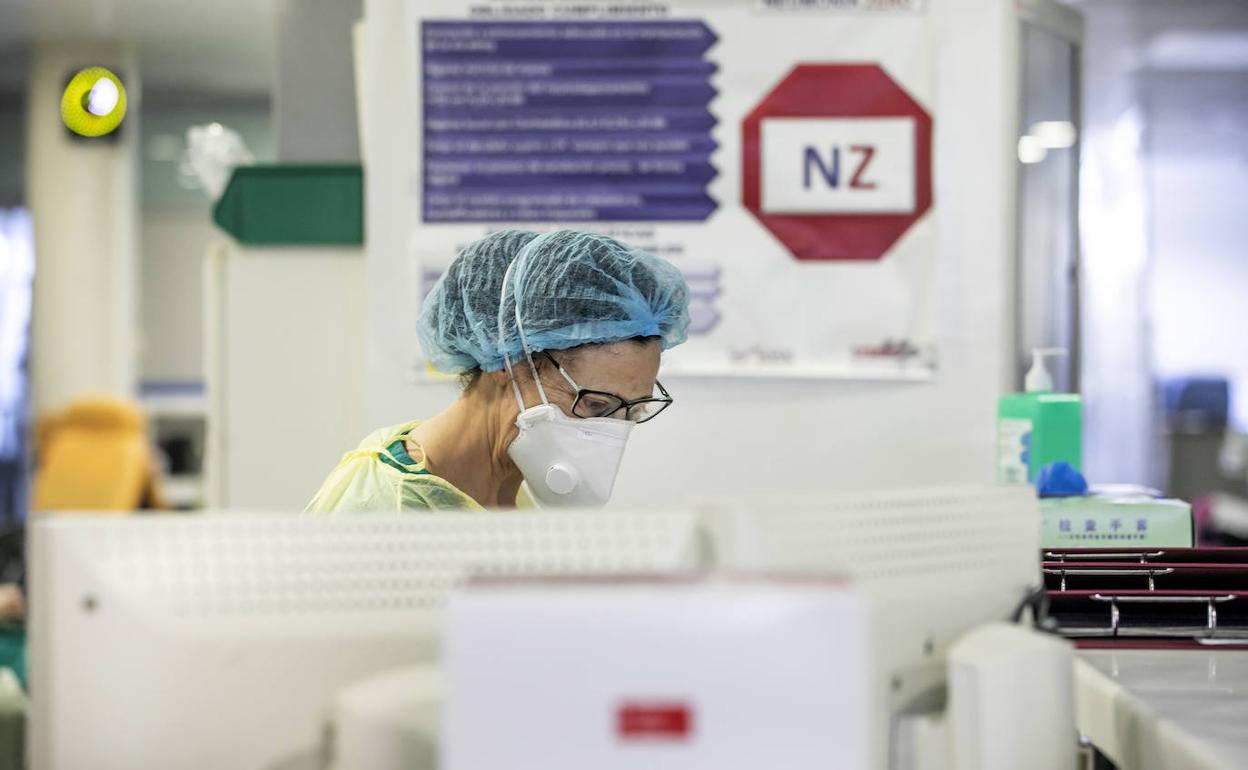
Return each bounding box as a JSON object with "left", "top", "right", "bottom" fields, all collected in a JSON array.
[
  {"left": 418, "top": 229, "right": 691, "bottom": 374},
  {"left": 418, "top": 229, "right": 541, "bottom": 374}
]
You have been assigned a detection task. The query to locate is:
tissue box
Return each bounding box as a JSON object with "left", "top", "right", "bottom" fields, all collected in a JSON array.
[{"left": 1041, "top": 496, "right": 1193, "bottom": 548}]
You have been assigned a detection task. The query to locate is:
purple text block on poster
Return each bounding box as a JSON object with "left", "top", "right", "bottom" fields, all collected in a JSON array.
[{"left": 422, "top": 20, "right": 720, "bottom": 223}]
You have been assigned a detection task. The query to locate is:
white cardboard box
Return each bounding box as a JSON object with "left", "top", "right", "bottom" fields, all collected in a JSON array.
[{"left": 442, "top": 577, "right": 871, "bottom": 770}]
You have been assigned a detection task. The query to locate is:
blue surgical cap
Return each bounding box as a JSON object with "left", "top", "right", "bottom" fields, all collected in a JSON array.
[{"left": 418, "top": 229, "right": 691, "bottom": 373}]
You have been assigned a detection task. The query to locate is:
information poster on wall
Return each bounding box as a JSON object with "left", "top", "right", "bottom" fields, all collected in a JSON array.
[{"left": 412, "top": 0, "right": 938, "bottom": 378}]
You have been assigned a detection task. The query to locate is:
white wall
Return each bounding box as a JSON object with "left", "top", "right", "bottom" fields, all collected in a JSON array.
[
  {"left": 139, "top": 211, "right": 218, "bottom": 384},
  {"left": 360, "top": 0, "right": 1021, "bottom": 505},
  {"left": 138, "top": 98, "right": 274, "bottom": 388},
  {"left": 205, "top": 246, "right": 366, "bottom": 509}
]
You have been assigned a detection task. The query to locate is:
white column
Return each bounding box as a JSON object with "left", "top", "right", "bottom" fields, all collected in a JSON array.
[
  {"left": 26, "top": 43, "right": 140, "bottom": 413},
  {"left": 275, "top": 0, "right": 363, "bottom": 162},
  {"left": 1078, "top": 4, "right": 1159, "bottom": 487}
]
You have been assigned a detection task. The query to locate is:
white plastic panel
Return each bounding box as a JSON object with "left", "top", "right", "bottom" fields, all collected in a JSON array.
[
  {"left": 708, "top": 484, "right": 1040, "bottom": 588},
  {"left": 44, "top": 511, "right": 703, "bottom": 618}
]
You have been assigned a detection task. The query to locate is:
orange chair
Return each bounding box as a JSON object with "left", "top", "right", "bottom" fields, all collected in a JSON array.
[{"left": 31, "top": 397, "right": 168, "bottom": 512}]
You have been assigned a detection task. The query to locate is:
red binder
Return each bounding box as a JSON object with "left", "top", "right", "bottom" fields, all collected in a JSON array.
[{"left": 1042, "top": 548, "right": 1248, "bottom": 648}]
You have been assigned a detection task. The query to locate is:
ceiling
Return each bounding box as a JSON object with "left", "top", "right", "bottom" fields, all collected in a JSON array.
[
  {"left": 3, "top": 0, "right": 1239, "bottom": 97},
  {"left": 0, "top": 0, "right": 279, "bottom": 95}
]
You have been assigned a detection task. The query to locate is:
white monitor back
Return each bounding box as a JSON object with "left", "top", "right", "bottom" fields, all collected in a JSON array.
[
  {"left": 703, "top": 485, "right": 1042, "bottom": 767},
  {"left": 707, "top": 484, "right": 1038, "bottom": 586},
  {"left": 27, "top": 510, "right": 701, "bottom": 770}
]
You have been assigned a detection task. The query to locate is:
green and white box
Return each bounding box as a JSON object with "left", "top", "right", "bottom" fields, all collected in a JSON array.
[{"left": 1041, "top": 496, "right": 1193, "bottom": 548}]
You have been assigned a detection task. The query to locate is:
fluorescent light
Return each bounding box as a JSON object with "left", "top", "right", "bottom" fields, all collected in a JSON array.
[
  {"left": 1147, "top": 30, "right": 1248, "bottom": 71},
  {"left": 1030, "top": 121, "right": 1077, "bottom": 149},
  {"left": 1018, "top": 135, "right": 1047, "bottom": 164}
]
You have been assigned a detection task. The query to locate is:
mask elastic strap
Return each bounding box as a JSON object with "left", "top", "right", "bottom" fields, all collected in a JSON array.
[
  {"left": 513, "top": 300, "right": 549, "bottom": 406},
  {"left": 497, "top": 259, "right": 527, "bottom": 413}
]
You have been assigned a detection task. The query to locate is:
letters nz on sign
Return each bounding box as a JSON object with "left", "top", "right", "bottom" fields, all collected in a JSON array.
[{"left": 761, "top": 117, "right": 916, "bottom": 214}]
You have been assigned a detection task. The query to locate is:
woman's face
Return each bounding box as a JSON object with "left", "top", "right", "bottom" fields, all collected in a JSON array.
[{"left": 530, "top": 338, "right": 662, "bottom": 420}]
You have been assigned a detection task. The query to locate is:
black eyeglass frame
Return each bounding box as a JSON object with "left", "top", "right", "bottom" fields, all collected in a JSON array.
[{"left": 542, "top": 352, "right": 673, "bottom": 424}]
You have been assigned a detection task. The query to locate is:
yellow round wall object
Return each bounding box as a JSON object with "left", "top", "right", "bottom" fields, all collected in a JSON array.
[{"left": 61, "top": 67, "right": 128, "bottom": 137}]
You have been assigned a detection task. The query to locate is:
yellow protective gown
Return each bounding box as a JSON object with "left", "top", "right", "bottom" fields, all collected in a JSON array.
[{"left": 305, "top": 421, "right": 484, "bottom": 514}]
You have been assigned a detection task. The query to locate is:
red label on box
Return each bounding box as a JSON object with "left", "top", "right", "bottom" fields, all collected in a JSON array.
[{"left": 617, "top": 702, "right": 692, "bottom": 740}]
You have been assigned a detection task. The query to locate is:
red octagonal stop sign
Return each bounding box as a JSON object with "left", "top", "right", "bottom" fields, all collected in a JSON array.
[{"left": 742, "top": 64, "right": 933, "bottom": 262}]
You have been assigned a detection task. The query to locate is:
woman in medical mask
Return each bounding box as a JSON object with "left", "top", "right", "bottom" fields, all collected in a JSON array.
[{"left": 306, "top": 229, "right": 690, "bottom": 513}]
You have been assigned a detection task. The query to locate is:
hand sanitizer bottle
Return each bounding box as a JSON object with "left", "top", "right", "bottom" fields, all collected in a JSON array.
[{"left": 997, "top": 349, "right": 1083, "bottom": 484}]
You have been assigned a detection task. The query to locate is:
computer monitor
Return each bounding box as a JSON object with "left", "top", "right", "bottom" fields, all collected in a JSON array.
[
  {"left": 709, "top": 484, "right": 1044, "bottom": 766},
  {"left": 440, "top": 485, "right": 1048, "bottom": 770},
  {"left": 27, "top": 510, "right": 702, "bottom": 770}
]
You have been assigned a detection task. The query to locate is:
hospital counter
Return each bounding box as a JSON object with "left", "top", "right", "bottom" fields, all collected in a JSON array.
[{"left": 1075, "top": 648, "right": 1248, "bottom": 770}]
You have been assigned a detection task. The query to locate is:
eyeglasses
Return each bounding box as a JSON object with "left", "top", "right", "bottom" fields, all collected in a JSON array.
[{"left": 543, "top": 352, "right": 673, "bottom": 424}]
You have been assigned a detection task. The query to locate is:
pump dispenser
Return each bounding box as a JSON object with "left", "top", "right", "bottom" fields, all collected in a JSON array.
[
  {"left": 1024, "top": 348, "right": 1066, "bottom": 393},
  {"left": 998, "top": 348, "right": 1083, "bottom": 484}
]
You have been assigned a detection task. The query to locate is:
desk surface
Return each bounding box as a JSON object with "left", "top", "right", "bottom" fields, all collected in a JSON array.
[{"left": 1076, "top": 649, "right": 1248, "bottom": 770}]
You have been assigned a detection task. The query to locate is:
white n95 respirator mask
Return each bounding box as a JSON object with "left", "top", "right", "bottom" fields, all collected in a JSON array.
[
  {"left": 507, "top": 403, "right": 634, "bottom": 508},
  {"left": 497, "top": 258, "right": 635, "bottom": 508}
]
